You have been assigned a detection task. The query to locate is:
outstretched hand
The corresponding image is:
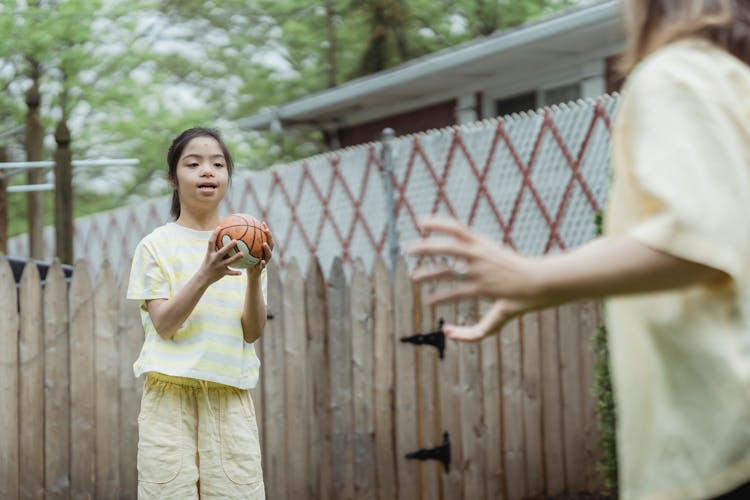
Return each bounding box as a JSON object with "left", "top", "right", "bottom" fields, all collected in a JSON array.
[
  {"left": 408, "top": 217, "right": 548, "bottom": 342},
  {"left": 408, "top": 217, "right": 539, "bottom": 305}
]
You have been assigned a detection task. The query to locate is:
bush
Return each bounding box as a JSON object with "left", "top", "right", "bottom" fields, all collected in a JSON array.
[{"left": 592, "top": 211, "right": 618, "bottom": 497}]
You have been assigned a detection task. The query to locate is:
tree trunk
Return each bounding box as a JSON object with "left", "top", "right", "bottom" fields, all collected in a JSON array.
[
  {"left": 325, "top": 0, "right": 337, "bottom": 88},
  {"left": 0, "top": 146, "right": 7, "bottom": 255},
  {"left": 54, "top": 120, "right": 73, "bottom": 265},
  {"left": 25, "top": 62, "right": 44, "bottom": 260}
]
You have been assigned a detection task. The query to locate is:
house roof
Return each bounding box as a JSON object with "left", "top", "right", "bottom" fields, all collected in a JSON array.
[{"left": 237, "top": 0, "right": 622, "bottom": 131}]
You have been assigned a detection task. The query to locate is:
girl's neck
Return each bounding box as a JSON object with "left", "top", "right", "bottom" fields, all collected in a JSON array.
[{"left": 175, "top": 211, "right": 219, "bottom": 231}]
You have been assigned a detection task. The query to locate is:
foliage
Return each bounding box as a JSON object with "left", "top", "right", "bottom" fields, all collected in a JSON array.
[
  {"left": 592, "top": 210, "right": 618, "bottom": 497},
  {"left": 1, "top": 0, "right": 575, "bottom": 238}
]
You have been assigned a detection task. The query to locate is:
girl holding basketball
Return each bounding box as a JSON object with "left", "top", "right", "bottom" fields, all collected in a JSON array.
[
  {"left": 410, "top": 1, "right": 750, "bottom": 498},
  {"left": 127, "top": 127, "right": 272, "bottom": 499}
]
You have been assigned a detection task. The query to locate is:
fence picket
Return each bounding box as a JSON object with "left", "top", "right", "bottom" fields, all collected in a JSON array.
[
  {"left": 502, "top": 317, "right": 526, "bottom": 499},
  {"left": 2, "top": 255, "right": 608, "bottom": 499},
  {"left": 283, "top": 260, "right": 308, "bottom": 498},
  {"left": 417, "top": 281, "right": 440, "bottom": 500},
  {"left": 458, "top": 299, "right": 485, "bottom": 500},
  {"left": 69, "top": 261, "right": 96, "bottom": 498},
  {"left": 393, "top": 257, "right": 419, "bottom": 500},
  {"left": 351, "top": 258, "right": 376, "bottom": 500},
  {"left": 559, "top": 302, "right": 587, "bottom": 491},
  {"left": 541, "top": 308, "right": 566, "bottom": 495},
  {"left": 304, "top": 258, "right": 330, "bottom": 500},
  {"left": 262, "top": 260, "right": 287, "bottom": 500},
  {"left": 437, "top": 296, "right": 462, "bottom": 500},
  {"left": 372, "top": 257, "right": 397, "bottom": 500},
  {"left": 118, "top": 260, "right": 142, "bottom": 499},
  {"left": 94, "top": 261, "right": 120, "bottom": 497},
  {"left": 328, "top": 257, "right": 354, "bottom": 500},
  {"left": 522, "top": 311, "right": 544, "bottom": 495},
  {"left": 19, "top": 261, "right": 44, "bottom": 498},
  {"left": 479, "top": 299, "right": 504, "bottom": 499},
  {"left": 0, "top": 259, "right": 19, "bottom": 499},
  {"left": 43, "top": 261, "right": 70, "bottom": 499}
]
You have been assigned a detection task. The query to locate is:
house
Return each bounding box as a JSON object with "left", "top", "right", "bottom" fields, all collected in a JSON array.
[{"left": 237, "top": 0, "right": 624, "bottom": 149}]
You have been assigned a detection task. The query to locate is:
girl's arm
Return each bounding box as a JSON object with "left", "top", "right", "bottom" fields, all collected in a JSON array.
[
  {"left": 409, "top": 217, "right": 729, "bottom": 341},
  {"left": 147, "top": 228, "right": 244, "bottom": 340},
  {"left": 240, "top": 222, "right": 274, "bottom": 343}
]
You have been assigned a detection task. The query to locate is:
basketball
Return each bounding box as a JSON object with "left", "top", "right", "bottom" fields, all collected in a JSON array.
[{"left": 215, "top": 213, "right": 268, "bottom": 268}]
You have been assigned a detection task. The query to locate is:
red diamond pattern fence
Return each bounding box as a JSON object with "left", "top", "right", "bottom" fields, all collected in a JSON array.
[{"left": 8, "top": 95, "right": 618, "bottom": 276}]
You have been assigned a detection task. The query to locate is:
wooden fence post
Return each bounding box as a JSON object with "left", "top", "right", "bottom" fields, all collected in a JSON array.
[
  {"left": 69, "top": 261, "right": 96, "bottom": 498},
  {"left": 417, "top": 275, "right": 439, "bottom": 500},
  {"left": 305, "top": 258, "right": 330, "bottom": 500},
  {"left": 19, "top": 261, "right": 44, "bottom": 498},
  {"left": 479, "top": 299, "right": 505, "bottom": 499},
  {"left": 263, "top": 260, "right": 287, "bottom": 500},
  {"left": 437, "top": 289, "right": 460, "bottom": 500},
  {"left": 95, "top": 261, "right": 120, "bottom": 496},
  {"left": 522, "top": 311, "right": 544, "bottom": 496},
  {"left": 44, "top": 261, "right": 71, "bottom": 498},
  {"left": 459, "top": 299, "right": 485, "bottom": 500},
  {"left": 0, "top": 259, "right": 19, "bottom": 498},
  {"left": 393, "top": 257, "right": 418, "bottom": 500},
  {"left": 328, "top": 257, "right": 354, "bottom": 500},
  {"left": 283, "top": 260, "right": 308, "bottom": 498},
  {"left": 118, "top": 259, "right": 144, "bottom": 499},
  {"left": 372, "top": 257, "right": 396, "bottom": 500},
  {"left": 350, "top": 258, "right": 376, "bottom": 499}
]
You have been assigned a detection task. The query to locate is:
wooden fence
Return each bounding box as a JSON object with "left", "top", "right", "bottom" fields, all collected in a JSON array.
[{"left": 0, "top": 256, "right": 605, "bottom": 499}]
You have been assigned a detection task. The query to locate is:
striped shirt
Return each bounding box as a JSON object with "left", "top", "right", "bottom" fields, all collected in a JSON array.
[{"left": 127, "top": 222, "right": 266, "bottom": 389}]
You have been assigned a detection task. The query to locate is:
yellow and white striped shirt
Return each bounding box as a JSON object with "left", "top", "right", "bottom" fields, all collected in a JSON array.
[{"left": 127, "top": 222, "right": 266, "bottom": 389}]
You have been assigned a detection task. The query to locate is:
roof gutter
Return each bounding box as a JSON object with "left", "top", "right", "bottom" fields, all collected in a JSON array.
[{"left": 237, "top": 0, "right": 619, "bottom": 130}]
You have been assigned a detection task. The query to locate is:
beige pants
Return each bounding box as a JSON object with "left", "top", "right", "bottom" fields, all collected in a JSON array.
[{"left": 137, "top": 373, "right": 265, "bottom": 499}]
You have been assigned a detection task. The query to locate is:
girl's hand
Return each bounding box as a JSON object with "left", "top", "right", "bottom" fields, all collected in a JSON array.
[
  {"left": 443, "top": 298, "right": 540, "bottom": 342},
  {"left": 247, "top": 221, "right": 275, "bottom": 280},
  {"left": 200, "top": 227, "right": 244, "bottom": 285},
  {"left": 408, "top": 217, "right": 539, "bottom": 306}
]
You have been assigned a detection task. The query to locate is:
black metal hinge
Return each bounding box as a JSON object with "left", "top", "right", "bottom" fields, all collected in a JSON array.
[
  {"left": 400, "top": 318, "right": 445, "bottom": 359},
  {"left": 405, "top": 432, "right": 451, "bottom": 473}
]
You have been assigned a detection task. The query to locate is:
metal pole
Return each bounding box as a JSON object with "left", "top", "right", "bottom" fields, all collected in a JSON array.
[{"left": 380, "top": 128, "right": 399, "bottom": 277}]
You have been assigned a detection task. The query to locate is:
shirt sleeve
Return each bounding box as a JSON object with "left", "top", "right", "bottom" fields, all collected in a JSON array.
[
  {"left": 126, "top": 240, "right": 171, "bottom": 305},
  {"left": 624, "top": 53, "right": 750, "bottom": 281}
]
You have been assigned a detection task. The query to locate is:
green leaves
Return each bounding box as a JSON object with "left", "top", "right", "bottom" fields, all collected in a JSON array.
[{"left": 1, "top": 0, "right": 577, "bottom": 236}]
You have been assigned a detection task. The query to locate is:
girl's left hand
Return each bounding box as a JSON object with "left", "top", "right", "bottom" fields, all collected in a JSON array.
[
  {"left": 408, "top": 216, "right": 539, "bottom": 305},
  {"left": 247, "top": 221, "right": 275, "bottom": 280}
]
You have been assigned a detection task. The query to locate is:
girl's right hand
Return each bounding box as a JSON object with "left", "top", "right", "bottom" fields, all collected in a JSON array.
[{"left": 199, "top": 226, "right": 244, "bottom": 285}]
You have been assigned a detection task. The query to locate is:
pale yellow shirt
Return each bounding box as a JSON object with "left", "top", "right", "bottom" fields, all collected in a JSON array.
[
  {"left": 605, "top": 39, "right": 750, "bottom": 499},
  {"left": 127, "top": 222, "right": 267, "bottom": 389}
]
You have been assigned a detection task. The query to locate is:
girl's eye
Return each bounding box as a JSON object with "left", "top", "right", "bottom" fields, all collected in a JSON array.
[
  {"left": 187, "top": 162, "right": 199, "bottom": 167},
  {"left": 214, "top": 163, "right": 225, "bottom": 168}
]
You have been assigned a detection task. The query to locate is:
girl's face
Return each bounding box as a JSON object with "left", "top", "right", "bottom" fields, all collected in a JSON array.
[{"left": 173, "top": 136, "right": 229, "bottom": 218}]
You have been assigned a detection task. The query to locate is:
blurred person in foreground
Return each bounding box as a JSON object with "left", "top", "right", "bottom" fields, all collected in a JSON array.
[{"left": 409, "top": 1, "right": 750, "bottom": 498}]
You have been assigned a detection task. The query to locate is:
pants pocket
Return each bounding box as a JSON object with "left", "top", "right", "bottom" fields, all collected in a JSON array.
[
  {"left": 137, "top": 383, "right": 184, "bottom": 484},
  {"left": 219, "top": 390, "right": 262, "bottom": 485}
]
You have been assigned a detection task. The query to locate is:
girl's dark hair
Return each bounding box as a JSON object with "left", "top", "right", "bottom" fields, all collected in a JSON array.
[
  {"left": 167, "top": 127, "right": 234, "bottom": 220},
  {"left": 619, "top": 0, "right": 750, "bottom": 74}
]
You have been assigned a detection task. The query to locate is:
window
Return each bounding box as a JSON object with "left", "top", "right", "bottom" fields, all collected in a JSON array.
[
  {"left": 493, "top": 82, "right": 582, "bottom": 118},
  {"left": 543, "top": 82, "right": 581, "bottom": 107},
  {"left": 495, "top": 91, "right": 537, "bottom": 117}
]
